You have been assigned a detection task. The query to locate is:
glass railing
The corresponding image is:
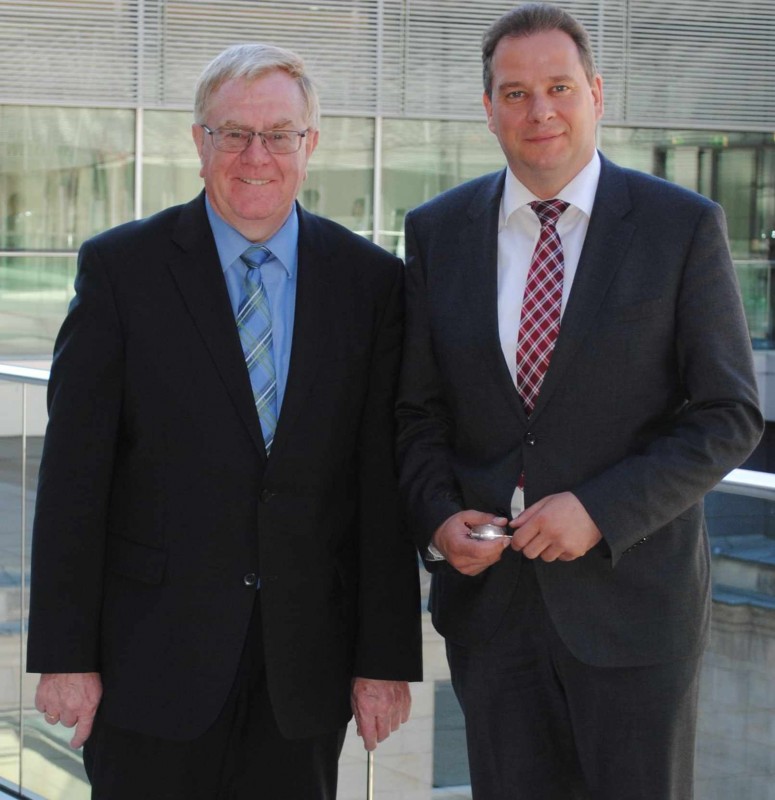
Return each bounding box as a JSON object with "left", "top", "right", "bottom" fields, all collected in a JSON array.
[
  {"left": 0, "top": 255, "right": 76, "bottom": 359},
  {"left": 737, "top": 259, "right": 775, "bottom": 348},
  {"left": 1, "top": 252, "right": 773, "bottom": 357},
  {"left": 1, "top": 362, "right": 774, "bottom": 798}
]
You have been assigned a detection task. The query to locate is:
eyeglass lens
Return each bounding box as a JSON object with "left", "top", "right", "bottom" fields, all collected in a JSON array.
[{"left": 210, "top": 128, "right": 303, "bottom": 154}]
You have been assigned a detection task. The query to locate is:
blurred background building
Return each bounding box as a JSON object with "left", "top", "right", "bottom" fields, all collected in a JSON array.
[{"left": 0, "top": 1, "right": 773, "bottom": 798}]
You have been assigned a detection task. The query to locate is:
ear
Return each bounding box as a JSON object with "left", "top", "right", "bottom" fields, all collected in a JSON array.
[
  {"left": 192, "top": 124, "right": 206, "bottom": 177},
  {"left": 483, "top": 91, "right": 496, "bottom": 134},
  {"left": 306, "top": 127, "right": 320, "bottom": 157},
  {"left": 591, "top": 75, "right": 604, "bottom": 121}
]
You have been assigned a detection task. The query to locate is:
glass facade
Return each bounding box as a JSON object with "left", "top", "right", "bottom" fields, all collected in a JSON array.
[
  {"left": 1, "top": 107, "right": 773, "bottom": 359},
  {"left": 0, "top": 106, "right": 134, "bottom": 252},
  {"left": 600, "top": 128, "right": 775, "bottom": 261},
  {"left": 1, "top": 44, "right": 773, "bottom": 800}
]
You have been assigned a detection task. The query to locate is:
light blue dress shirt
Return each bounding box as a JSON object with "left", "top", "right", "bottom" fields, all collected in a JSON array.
[{"left": 205, "top": 196, "right": 298, "bottom": 416}]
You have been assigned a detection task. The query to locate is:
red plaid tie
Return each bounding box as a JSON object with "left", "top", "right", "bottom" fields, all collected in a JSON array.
[{"left": 517, "top": 200, "right": 569, "bottom": 416}]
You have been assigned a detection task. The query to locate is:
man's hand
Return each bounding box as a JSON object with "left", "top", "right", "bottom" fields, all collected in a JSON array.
[
  {"left": 432, "top": 510, "right": 510, "bottom": 575},
  {"left": 351, "top": 678, "right": 411, "bottom": 751},
  {"left": 510, "top": 492, "right": 602, "bottom": 562},
  {"left": 34, "top": 672, "right": 103, "bottom": 749}
]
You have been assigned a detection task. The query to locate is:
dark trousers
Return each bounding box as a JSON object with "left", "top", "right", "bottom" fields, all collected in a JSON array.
[
  {"left": 447, "top": 560, "right": 701, "bottom": 800},
  {"left": 83, "top": 596, "right": 346, "bottom": 800}
]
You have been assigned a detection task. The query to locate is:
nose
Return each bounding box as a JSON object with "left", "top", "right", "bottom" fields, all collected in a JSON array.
[
  {"left": 241, "top": 133, "right": 273, "bottom": 163},
  {"left": 527, "top": 93, "right": 556, "bottom": 123}
]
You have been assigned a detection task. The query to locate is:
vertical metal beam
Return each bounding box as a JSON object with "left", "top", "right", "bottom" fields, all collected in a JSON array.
[
  {"left": 372, "top": 0, "right": 385, "bottom": 247},
  {"left": 18, "top": 383, "right": 27, "bottom": 793},
  {"left": 134, "top": 0, "right": 146, "bottom": 221}
]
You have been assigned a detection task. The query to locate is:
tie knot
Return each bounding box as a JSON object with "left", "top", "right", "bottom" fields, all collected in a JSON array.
[
  {"left": 530, "top": 200, "right": 569, "bottom": 228},
  {"left": 241, "top": 245, "right": 272, "bottom": 270}
]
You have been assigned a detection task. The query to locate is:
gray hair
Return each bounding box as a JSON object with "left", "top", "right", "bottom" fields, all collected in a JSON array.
[
  {"left": 482, "top": 3, "right": 598, "bottom": 97},
  {"left": 194, "top": 43, "right": 320, "bottom": 129}
]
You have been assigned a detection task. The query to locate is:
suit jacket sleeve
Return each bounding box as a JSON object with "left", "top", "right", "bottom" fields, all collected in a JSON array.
[
  {"left": 396, "top": 176, "right": 763, "bottom": 569},
  {"left": 27, "top": 238, "right": 123, "bottom": 672},
  {"left": 396, "top": 212, "right": 465, "bottom": 554},
  {"left": 572, "top": 201, "right": 763, "bottom": 563},
  {"left": 354, "top": 258, "right": 423, "bottom": 678}
]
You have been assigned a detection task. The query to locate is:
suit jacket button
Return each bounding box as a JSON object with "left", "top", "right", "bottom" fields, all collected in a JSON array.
[
  {"left": 243, "top": 573, "right": 258, "bottom": 586},
  {"left": 260, "top": 489, "right": 276, "bottom": 503},
  {"left": 524, "top": 432, "right": 537, "bottom": 446}
]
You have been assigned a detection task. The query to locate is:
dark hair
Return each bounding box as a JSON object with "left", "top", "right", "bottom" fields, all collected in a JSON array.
[{"left": 482, "top": 3, "right": 598, "bottom": 97}]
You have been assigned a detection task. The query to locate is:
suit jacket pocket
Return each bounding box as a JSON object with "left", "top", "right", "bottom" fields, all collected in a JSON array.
[{"left": 106, "top": 535, "right": 167, "bottom": 585}]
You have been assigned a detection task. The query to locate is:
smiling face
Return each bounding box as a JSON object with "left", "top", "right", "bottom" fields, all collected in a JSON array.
[
  {"left": 483, "top": 29, "right": 603, "bottom": 199},
  {"left": 192, "top": 70, "right": 319, "bottom": 242}
]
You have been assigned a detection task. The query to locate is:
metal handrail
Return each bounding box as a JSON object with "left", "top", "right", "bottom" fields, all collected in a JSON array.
[
  {"left": 713, "top": 467, "right": 775, "bottom": 501},
  {"left": 0, "top": 363, "right": 50, "bottom": 386},
  {"left": 2, "top": 361, "right": 775, "bottom": 500}
]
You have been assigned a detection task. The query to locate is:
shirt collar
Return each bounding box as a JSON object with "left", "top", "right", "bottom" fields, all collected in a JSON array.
[
  {"left": 500, "top": 150, "right": 601, "bottom": 230},
  {"left": 205, "top": 195, "right": 299, "bottom": 278}
]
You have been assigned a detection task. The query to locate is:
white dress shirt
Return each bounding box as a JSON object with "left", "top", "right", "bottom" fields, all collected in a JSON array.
[
  {"left": 427, "top": 153, "right": 602, "bottom": 555},
  {"left": 499, "top": 152, "right": 601, "bottom": 517},
  {"left": 497, "top": 151, "right": 601, "bottom": 385}
]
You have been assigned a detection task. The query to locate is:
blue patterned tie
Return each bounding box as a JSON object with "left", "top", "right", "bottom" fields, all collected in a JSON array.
[{"left": 238, "top": 245, "right": 277, "bottom": 454}]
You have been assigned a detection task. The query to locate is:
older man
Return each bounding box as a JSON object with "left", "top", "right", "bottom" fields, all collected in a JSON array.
[
  {"left": 397, "top": 4, "right": 762, "bottom": 798},
  {"left": 27, "top": 43, "right": 421, "bottom": 799}
]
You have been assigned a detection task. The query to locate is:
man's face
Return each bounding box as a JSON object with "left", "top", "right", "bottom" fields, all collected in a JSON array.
[
  {"left": 192, "top": 70, "right": 318, "bottom": 241},
  {"left": 483, "top": 29, "right": 603, "bottom": 199}
]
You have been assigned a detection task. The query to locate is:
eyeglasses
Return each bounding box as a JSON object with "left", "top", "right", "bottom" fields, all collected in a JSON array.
[{"left": 200, "top": 125, "right": 309, "bottom": 155}]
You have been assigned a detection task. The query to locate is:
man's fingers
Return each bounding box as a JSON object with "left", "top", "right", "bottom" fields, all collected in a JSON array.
[
  {"left": 70, "top": 716, "right": 94, "bottom": 750},
  {"left": 357, "top": 713, "right": 378, "bottom": 751},
  {"left": 539, "top": 544, "right": 565, "bottom": 562},
  {"left": 375, "top": 714, "right": 391, "bottom": 743},
  {"left": 351, "top": 678, "right": 411, "bottom": 750},
  {"left": 400, "top": 690, "right": 411, "bottom": 724}
]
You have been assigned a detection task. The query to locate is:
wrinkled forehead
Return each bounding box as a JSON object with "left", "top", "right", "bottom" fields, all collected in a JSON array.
[{"left": 203, "top": 72, "right": 311, "bottom": 127}]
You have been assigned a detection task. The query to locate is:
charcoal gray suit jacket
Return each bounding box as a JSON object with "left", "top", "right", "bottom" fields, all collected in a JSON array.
[
  {"left": 397, "top": 154, "right": 763, "bottom": 667},
  {"left": 27, "top": 193, "right": 422, "bottom": 740}
]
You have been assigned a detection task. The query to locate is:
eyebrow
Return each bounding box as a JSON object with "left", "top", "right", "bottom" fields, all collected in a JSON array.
[
  {"left": 219, "top": 118, "right": 296, "bottom": 130},
  {"left": 498, "top": 74, "right": 576, "bottom": 91}
]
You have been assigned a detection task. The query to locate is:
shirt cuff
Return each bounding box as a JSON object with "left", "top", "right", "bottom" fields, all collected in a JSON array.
[{"left": 426, "top": 543, "right": 446, "bottom": 561}]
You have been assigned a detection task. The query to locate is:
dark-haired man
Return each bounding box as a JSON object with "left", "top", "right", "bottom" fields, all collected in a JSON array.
[{"left": 397, "top": 4, "right": 762, "bottom": 798}]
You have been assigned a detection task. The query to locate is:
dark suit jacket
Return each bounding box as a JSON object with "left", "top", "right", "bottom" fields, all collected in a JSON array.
[
  {"left": 27, "top": 193, "right": 422, "bottom": 740},
  {"left": 397, "top": 154, "right": 763, "bottom": 668}
]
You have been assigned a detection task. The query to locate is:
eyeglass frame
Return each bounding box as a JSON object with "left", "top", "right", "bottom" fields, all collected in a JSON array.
[{"left": 200, "top": 124, "right": 310, "bottom": 155}]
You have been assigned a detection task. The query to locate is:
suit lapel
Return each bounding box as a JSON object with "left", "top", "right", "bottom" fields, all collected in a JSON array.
[
  {"left": 167, "top": 193, "right": 268, "bottom": 459},
  {"left": 530, "top": 156, "right": 636, "bottom": 420},
  {"left": 461, "top": 171, "right": 528, "bottom": 421},
  {"left": 269, "top": 205, "right": 331, "bottom": 455}
]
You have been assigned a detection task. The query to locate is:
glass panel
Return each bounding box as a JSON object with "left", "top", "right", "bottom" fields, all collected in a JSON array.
[
  {"left": 434, "top": 680, "right": 469, "bottom": 789},
  {"left": 0, "top": 377, "right": 48, "bottom": 795},
  {"left": 302, "top": 117, "right": 374, "bottom": 238},
  {"left": 756, "top": 147, "right": 775, "bottom": 262},
  {"left": 0, "top": 106, "right": 134, "bottom": 252},
  {"left": 0, "top": 256, "right": 76, "bottom": 359},
  {"left": 736, "top": 261, "right": 772, "bottom": 346},
  {"left": 700, "top": 487, "right": 775, "bottom": 796},
  {"left": 381, "top": 119, "right": 504, "bottom": 256},
  {"left": 142, "top": 110, "right": 202, "bottom": 218},
  {"left": 0, "top": 381, "right": 23, "bottom": 794},
  {"left": 18, "top": 376, "right": 90, "bottom": 799},
  {"left": 21, "top": 710, "right": 89, "bottom": 800},
  {"left": 601, "top": 128, "right": 775, "bottom": 262},
  {"left": 716, "top": 149, "right": 757, "bottom": 259}
]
